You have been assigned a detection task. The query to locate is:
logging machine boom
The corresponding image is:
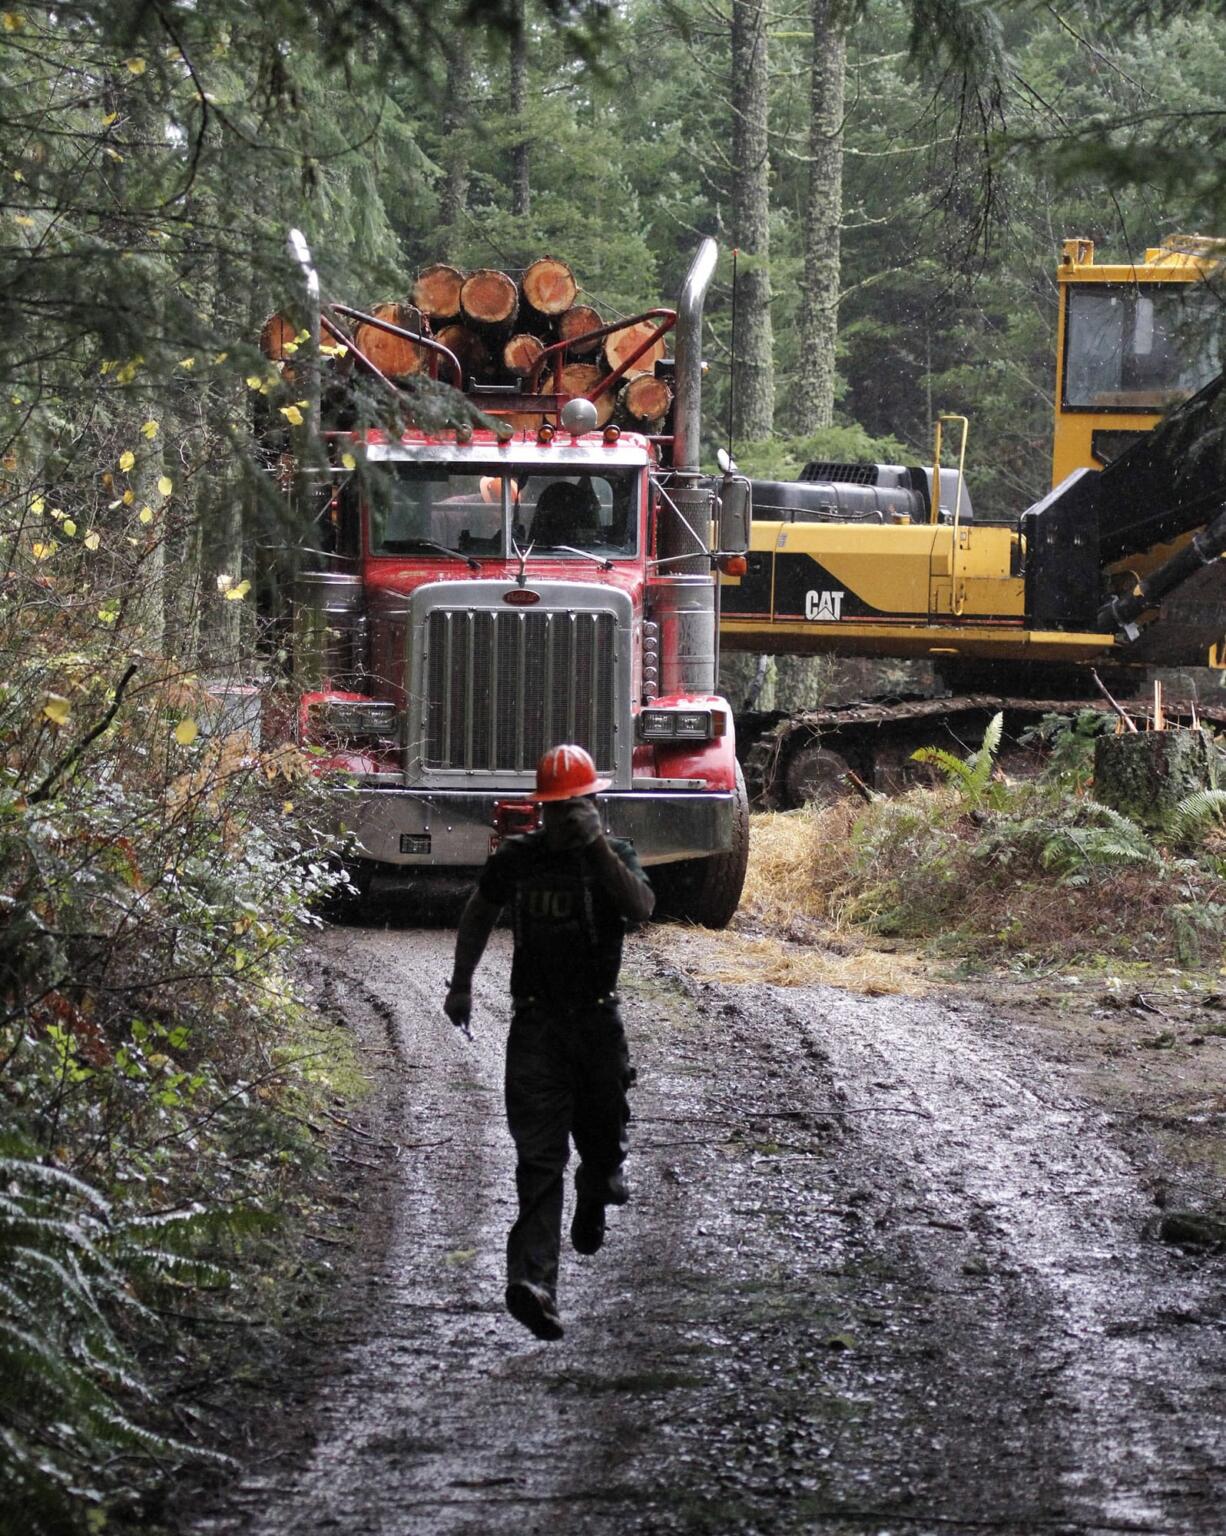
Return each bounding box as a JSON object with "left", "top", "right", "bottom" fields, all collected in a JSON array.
[
  {"left": 275, "top": 236, "right": 753, "bottom": 925},
  {"left": 724, "top": 235, "right": 1226, "bottom": 808}
]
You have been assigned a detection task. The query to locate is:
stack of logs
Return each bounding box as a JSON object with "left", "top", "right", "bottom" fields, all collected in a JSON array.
[{"left": 260, "top": 255, "right": 674, "bottom": 432}]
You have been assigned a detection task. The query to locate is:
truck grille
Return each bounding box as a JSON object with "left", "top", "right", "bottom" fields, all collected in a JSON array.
[{"left": 423, "top": 608, "right": 618, "bottom": 772}]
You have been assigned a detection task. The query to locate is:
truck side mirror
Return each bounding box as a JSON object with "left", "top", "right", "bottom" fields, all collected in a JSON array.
[{"left": 718, "top": 474, "right": 751, "bottom": 554}]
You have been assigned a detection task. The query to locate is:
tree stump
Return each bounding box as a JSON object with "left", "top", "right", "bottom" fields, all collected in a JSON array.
[{"left": 1093, "top": 728, "right": 1214, "bottom": 827}]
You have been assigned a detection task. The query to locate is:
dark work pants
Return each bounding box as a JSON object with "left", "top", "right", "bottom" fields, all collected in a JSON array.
[{"left": 504, "top": 1001, "right": 631, "bottom": 1299}]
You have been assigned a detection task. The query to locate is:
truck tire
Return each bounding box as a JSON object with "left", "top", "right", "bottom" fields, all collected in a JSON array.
[{"left": 652, "top": 762, "right": 750, "bottom": 929}]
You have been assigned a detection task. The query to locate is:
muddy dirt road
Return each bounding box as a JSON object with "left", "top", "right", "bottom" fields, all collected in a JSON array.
[{"left": 198, "top": 921, "right": 1226, "bottom": 1536}]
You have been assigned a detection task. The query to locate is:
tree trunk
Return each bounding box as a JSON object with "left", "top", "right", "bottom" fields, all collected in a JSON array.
[
  {"left": 730, "top": 0, "right": 774, "bottom": 443},
  {"left": 796, "top": 0, "right": 846, "bottom": 433},
  {"left": 438, "top": 27, "right": 471, "bottom": 235},
  {"left": 509, "top": 0, "right": 530, "bottom": 217}
]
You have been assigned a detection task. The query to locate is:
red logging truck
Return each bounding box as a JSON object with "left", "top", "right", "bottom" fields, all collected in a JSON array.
[{"left": 275, "top": 235, "right": 752, "bottom": 926}]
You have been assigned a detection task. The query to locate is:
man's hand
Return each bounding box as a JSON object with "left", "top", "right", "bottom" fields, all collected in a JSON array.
[
  {"left": 557, "top": 796, "right": 602, "bottom": 850},
  {"left": 444, "top": 985, "right": 473, "bottom": 1039}
]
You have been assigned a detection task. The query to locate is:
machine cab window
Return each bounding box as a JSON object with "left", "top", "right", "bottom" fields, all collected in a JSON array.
[{"left": 1063, "top": 283, "right": 1222, "bottom": 411}]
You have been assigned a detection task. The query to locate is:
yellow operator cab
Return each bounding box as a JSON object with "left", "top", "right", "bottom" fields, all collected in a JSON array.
[{"left": 1052, "top": 235, "right": 1225, "bottom": 487}]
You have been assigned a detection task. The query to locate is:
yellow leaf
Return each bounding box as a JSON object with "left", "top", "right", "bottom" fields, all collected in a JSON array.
[
  {"left": 43, "top": 695, "right": 71, "bottom": 725},
  {"left": 295, "top": 329, "right": 311, "bottom": 344},
  {"left": 105, "top": 148, "right": 124, "bottom": 163},
  {"left": 122, "top": 488, "right": 134, "bottom": 506},
  {"left": 141, "top": 419, "right": 158, "bottom": 439},
  {"left": 281, "top": 341, "right": 298, "bottom": 355},
  {"left": 62, "top": 519, "right": 76, "bottom": 538},
  {"left": 84, "top": 530, "right": 100, "bottom": 551},
  {"left": 341, "top": 452, "right": 356, "bottom": 471},
  {"left": 157, "top": 475, "right": 172, "bottom": 496},
  {"left": 101, "top": 111, "right": 118, "bottom": 127},
  {"left": 245, "top": 374, "right": 263, "bottom": 390},
  {"left": 179, "top": 356, "right": 195, "bottom": 370},
  {"left": 279, "top": 405, "right": 304, "bottom": 427},
  {"left": 139, "top": 506, "right": 153, "bottom": 525},
  {"left": 118, "top": 450, "right": 135, "bottom": 472},
  {"left": 2, "top": 13, "right": 26, "bottom": 32},
  {"left": 224, "top": 579, "right": 251, "bottom": 602},
  {"left": 213, "top": 351, "right": 228, "bottom": 364},
  {"left": 14, "top": 215, "right": 33, "bottom": 229},
  {"left": 12, "top": 170, "right": 23, "bottom": 183},
  {"left": 49, "top": 508, "right": 63, "bottom": 521},
  {"left": 30, "top": 496, "right": 44, "bottom": 514},
  {"left": 174, "top": 718, "right": 198, "bottom": 746},
  {"left": 31, "top": 540, "right": 55, "bottom": 561},
  {"left": 295, "top": 399, "right": 310, "bottom": 409},
  {"left": 282, "top": 800, "right": 294, "bottom": 814},
  {"left": 125, "top": 56, "right": 146, "bottom": 75}
]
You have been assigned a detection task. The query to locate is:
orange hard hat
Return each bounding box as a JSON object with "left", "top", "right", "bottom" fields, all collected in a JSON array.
[{"left": 532, "top": 743, "right": 610, "bottom": 802}]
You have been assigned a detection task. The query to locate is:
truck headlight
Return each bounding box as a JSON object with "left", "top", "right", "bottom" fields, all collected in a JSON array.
[
  {"left": 308, "top": 699, "right": 400, "bottom": 742},
  {"left": 637, "top": 708, "right": 723, "bottom": 741}
]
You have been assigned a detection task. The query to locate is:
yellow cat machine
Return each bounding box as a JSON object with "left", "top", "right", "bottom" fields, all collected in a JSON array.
[{"left": 723, "top": 236, "right": 1226, "bottom": 807}]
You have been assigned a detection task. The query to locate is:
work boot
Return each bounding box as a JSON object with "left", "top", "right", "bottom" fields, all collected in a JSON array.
[
  {"left": 505, "top": 1281, "right": 564, "bottom": 1341},
  {"left": 570, "top": 1195, "right": 606, "bottom": 1256}
]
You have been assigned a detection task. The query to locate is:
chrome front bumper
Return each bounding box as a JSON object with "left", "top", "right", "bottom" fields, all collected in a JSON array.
[{"left": 334, "top": 786, "right": 735, "bottom": 868}]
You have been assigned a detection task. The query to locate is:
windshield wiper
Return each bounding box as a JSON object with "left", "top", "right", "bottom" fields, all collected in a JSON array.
[
  {"left": 533, "top": 543, "right": 614, "bottom": 571},
  {"left": 394, "top": 538, "right": 481, "bottom": 571}
]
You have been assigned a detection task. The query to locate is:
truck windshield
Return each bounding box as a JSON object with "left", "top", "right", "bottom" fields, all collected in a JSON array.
[
  {"left": 1064, "top": 282, "right": 1222, "bottom": 410},
  {"left": 366, "top": 462, "right": 640, "bottom": 559}
]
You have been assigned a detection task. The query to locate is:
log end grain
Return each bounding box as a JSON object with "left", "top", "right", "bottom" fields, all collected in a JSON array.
[
  {"left": 461, "top": 268, "right": 519, "bottom": 328},
  {"left": 354, "top": 301, "right": 428, "bottom": 378},
  {"left": 558, "top": 304, "right": 603, "bottom": 355},
  {"left": 412, "top": 262, "right": 465, "bottom": 321},
  {"left": 522, "top": 256, "right": 578, "bottom": 316},
  {"left": 622, "top": 370, "right": 673, "bottom": 423},
  {"left": 503, "top": 332, "right": 545, "bottom": 376},
  {"left": 260, "top": 311, "right": 300, "bottom": 361},
  {"left": 604, "top": 319, "right": 666, "bottom": 374},
  {"left": 556, "top": 362, "right": 615, "bottom": 427},
  {"left": 437, "top": 323, "right": 492, "bottom": 386}
]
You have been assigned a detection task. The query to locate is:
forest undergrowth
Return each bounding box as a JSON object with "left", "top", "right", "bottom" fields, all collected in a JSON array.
[
  {"left": 0, "top": 560, "right": 359, "bottom": 1531},
  {"left": 736, "top": 713, "right": 1226, "bottom": 984}
]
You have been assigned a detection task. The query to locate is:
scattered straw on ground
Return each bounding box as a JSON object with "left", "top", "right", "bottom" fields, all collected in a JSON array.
[
  {"left": 649, "top": 805, "right": 928, "bottom": 997},
  {"left": 646, "top": 925, "right": 926, "bottom": 997}
]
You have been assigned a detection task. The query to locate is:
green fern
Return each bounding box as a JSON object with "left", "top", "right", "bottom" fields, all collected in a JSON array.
[
  {"left": 911, "top": 711, "right": 1004, "bottom": 806},
  {"left": 0, "top": 1139, "right": 232, "bottom": 1532},
  {"left": 1172, "top": 787, "right": 1226, "bottom": 840},
  {"left": 1039, "top": 799, "right": 1160, "bottom": 880}
]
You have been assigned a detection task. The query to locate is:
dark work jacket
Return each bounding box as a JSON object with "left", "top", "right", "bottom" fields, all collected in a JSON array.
[{"left": 477, "top": 831, "right": 647, "bottom": 1011}]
